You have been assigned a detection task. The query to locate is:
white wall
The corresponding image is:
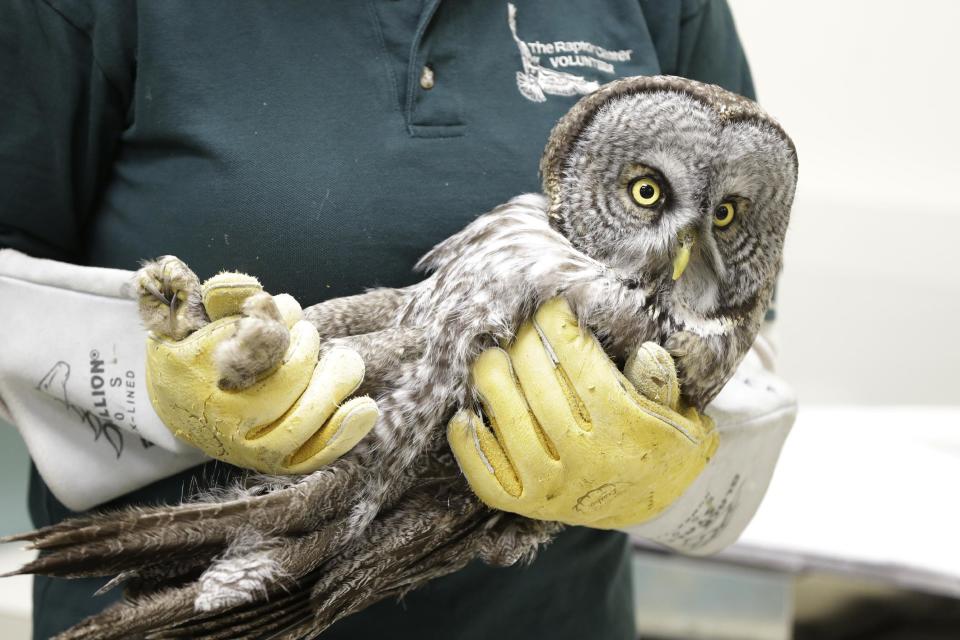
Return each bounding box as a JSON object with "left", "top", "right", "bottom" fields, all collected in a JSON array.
[{"left": 728, "top": 0, "right": 960, "bottom": 404}]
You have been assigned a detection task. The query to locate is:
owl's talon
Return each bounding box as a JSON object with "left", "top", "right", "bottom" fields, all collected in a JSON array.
[
  {"left": 168, "top": 294, "right": 179, "bottom": 337},
  {"left": 141, "top": 279, "right": 170, "bottom": 306},
  {"left": 135, "top": 255, "right": 208, "bottom": 340}
]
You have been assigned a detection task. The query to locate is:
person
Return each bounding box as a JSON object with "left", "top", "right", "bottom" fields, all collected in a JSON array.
[{"left": 0, "top": 1, "right": 794, "bottom": 638}]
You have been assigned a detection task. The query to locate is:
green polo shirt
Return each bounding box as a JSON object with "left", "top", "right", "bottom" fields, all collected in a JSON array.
[{"left": 1, "top": 1, "right": 754, "bottom": 637}]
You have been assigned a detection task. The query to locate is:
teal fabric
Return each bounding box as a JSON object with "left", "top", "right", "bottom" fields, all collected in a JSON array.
[{"left": 2, "top": 1, "right": 754, "bottom": 637}]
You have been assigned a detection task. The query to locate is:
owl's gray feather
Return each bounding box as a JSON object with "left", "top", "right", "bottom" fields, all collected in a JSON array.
[{"left": 5, "top": 76, "right": 797, "bottom": 639}]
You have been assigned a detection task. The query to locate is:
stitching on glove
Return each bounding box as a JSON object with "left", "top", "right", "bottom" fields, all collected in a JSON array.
[
  {"left": 472, "top": 411, "right": 522, "bottom": 497},
  {"left": 530, "top": 316, "right": 592, "bottom": 432},
  {"left": 470, "top": 421, "right": 496, "bottom": 475}
]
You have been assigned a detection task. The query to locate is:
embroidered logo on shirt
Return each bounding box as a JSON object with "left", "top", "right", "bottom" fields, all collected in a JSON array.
[{"left": 508, "top": 3, "right": 633, "bottom": 103}]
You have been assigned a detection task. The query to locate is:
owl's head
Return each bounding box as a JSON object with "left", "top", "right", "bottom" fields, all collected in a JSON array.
[{"left": 541, "top": 76, "right": 797, "bottom": 319}]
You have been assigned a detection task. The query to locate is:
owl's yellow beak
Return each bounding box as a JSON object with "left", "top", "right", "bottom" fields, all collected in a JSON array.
[{"left": 672, "top": 229, "right": 696, "bottom": 280}]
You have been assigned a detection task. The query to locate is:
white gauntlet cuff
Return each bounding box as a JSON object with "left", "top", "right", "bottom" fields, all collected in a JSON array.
[{"left": 0, "top": 250, "right": 208, "bottom": 511}]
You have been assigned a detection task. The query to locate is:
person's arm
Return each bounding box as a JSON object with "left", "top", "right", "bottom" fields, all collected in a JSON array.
[
  {"left": 675, "top": 0, "right": 755, "bottom": 98},
  {"left": 0, "top": 249, "right": 213, "bottom": 511},
  {"left": 0, "top": 4, "right": 377, "bottom": 510},
  {"left": 0, "top": 1, "right": 145, "bottom": 509}
]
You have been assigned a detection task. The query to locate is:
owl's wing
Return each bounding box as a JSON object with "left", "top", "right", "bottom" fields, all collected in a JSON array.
[{"left": 413, "top": 194, "right": 550, "bottom": 275}]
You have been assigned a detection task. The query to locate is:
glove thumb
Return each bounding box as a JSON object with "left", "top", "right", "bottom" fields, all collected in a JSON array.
[{"left": 201, "top": 272, "right": 265, "bottom": 321}]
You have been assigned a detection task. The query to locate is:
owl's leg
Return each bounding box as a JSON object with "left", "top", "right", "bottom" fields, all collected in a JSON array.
[
  {"left": 135, "top": 255, "right": 208, "bottom": 340},
  {"left": 303, "top": 287, "right": 410, "bottom": 340},
  {"left": 215, "top": 285, "right": 416, "bottom": 391},
  {"left": 216, "top": 303, "right": 423, "bottom": 394}
]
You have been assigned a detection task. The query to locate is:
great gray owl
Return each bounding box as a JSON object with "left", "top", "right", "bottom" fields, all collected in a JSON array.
[{"left": 7, "top": 76, "right": 797, "bottom": 639}]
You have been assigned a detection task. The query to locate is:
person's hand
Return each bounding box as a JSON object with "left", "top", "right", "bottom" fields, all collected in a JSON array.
[
  {"left": 145, "top": 272, "right": 379, "bottom": 474},
  {"left": 448, "top": 298, "right": 718, "bottom": 529}
]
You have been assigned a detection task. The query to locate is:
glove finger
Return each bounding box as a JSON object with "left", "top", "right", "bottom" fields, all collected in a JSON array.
[
  {"left": 513, "top": 297, "right": 629, "bottom": 443},
  {"left": 531, "top": 298, "right": 706, "bottom": 446},
  {"left": 448, "top": 409, "right": 522, "bottom": 505},
  {"left": 240, "top": 345, "right": 366, "bottom": 468},
  {"left": 201, "top": 272, "right": 263, "bottom": 321},
  {"left": 507, "top": 318, "right": 590, "bottom": 452},
  {"left": 471, "top": 348, "right": 560, "bottom": 495},
  {"left": 271, "top": 293, "right": 304, "bottom": 329},
  {"left": 530, "top": 298, "right": 638, "bottom": 423},
  {"left": 281, "top": 395, "right": 380, "bottom": 474}
]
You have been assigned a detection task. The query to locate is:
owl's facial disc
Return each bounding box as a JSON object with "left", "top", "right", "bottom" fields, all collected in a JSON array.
[{"left": 553, "top": 89, "right": 791, "bottom": 318}]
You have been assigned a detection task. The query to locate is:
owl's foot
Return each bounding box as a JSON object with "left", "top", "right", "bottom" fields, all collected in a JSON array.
[
  {"left": 624, "top": 342, "right": 681, "bottom": 411},
  {"left": 214, "top": 291, "right": 290, "bottom": 390},
  {"left": 135, "top": 255, "right": 208, "bottom": 340}
]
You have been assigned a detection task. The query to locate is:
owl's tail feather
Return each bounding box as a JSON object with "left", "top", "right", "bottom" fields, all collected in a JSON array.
[
  {"left": 303, "top": 491, "right": 559, "bottom": 638},
  {"left": 53, "top": 582, "right": 201, "bottom": 640},
  {"left": 3, "top": 494, "right": 270, "bottom": 548},
  {"left": 154, "top": 588, "right": 314, "bottom": 639},
  {"left": 53, "top": 531, "right": 342, "bottom": 640},
  {"left": 13, "top": 531, "right": 226, "bottom": 580},
  {"left": 47, "top": 482, "right": 557, "bottom": 640},
  {"left": 59, "top": 584, "right": 317, "bottom": 640},
  {"left": 154, "top": 490, "right": 554, "bottom": 640},
  {"left": 35, "top": 470, "right": 557, "bottom": 640},
  {"left": 4, "top": 462, "right": 367, "bottom": 581},
  {"left": 137, "top": 488, "right": 492, "bottom": 640},
  {"left": 49, "top": 528, "right": 337, "bottom": 640},
  {"left": 49, "top": 517, "right": 362, "bottom": 639}
]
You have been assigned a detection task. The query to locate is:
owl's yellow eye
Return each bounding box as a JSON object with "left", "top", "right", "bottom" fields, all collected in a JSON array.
[
  {"left": 628, "top": 177, "right": 662, "bottom": 207},
  {"left": 714, "top": 201, "right": 736, "bottom": 228}
]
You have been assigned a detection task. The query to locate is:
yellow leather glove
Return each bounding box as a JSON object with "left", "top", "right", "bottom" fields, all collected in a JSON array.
[
  {"left": 448, "top": 298, "right": 718, "bottom": 529},
  {"left": 145, "top": 273, "right": 379, "bottom": 474}
]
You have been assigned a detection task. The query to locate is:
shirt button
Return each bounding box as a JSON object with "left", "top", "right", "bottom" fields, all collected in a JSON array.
[{"left": 419, "top": 65, "right": 435, "bottom": 90}]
